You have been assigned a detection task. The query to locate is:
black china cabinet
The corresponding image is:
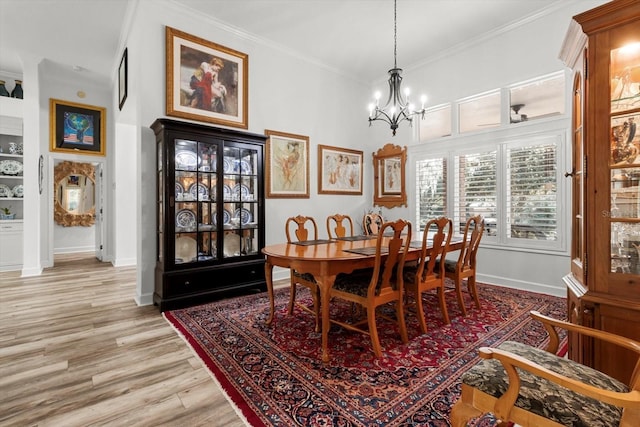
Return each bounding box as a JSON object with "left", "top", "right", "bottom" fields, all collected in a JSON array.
[{"left": 151, "top": 118, "right": 266, "bottom": 311}]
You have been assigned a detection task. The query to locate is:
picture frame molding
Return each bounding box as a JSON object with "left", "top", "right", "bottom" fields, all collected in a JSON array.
[
  {"left": 49, "top": 98, "right": 106, "bottom": 156},
  {"left": 265, "top": 129, "right": 310, "bottom": 198},
  {"left": 166, "top": 26, "right": 248, "bottom": 129},
  {"left": 118, "top": 47, "right": 128, "bottom": 110},
  {"left": 317, "top": 144, "right": 364, "bottom": 195}
]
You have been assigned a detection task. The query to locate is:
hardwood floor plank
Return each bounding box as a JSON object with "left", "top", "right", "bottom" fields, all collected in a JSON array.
[{"left": 0, "top": 253, "right": 250, "bottom": 426}]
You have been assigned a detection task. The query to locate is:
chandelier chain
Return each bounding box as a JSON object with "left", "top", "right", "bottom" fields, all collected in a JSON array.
[{"left": 394, "top": 0, "right": 397, "bottom": 69}]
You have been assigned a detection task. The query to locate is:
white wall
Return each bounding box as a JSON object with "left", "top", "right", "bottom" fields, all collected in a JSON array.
[
  {"left": 124, "top": 0, "right": 375, "bottom": 303},
  {"left": 117, "top": 0, "right": 612, "bottom": 303}
]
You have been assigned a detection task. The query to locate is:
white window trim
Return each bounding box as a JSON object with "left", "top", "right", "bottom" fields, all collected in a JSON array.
[{"left": 409, "top": 118, "right": 571, "bottom": 255}]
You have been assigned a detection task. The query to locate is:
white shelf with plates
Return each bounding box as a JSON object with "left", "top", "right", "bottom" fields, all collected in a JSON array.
[{"left": 0, "top": 96, "right": 24, "bottom": 271}]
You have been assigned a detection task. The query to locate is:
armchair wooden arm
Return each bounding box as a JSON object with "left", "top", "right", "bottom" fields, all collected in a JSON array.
[{"left": 451, "top": 311, "right": 640, "bottom": 427}]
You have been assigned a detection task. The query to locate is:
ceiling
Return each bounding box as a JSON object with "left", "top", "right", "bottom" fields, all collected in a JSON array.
[{"left": 0, "top": 0, "right": 574, "bottom": 85}]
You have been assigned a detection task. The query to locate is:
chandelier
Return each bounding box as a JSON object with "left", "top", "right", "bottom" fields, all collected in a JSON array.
[{"left": 368, "top": 0, "right": 427, "bottom": 136}]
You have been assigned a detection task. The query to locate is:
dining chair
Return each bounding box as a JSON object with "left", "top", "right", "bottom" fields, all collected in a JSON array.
[
  {"left": 329, "top": 219, "right": 411, "bottom": 357},
  {"left": 362, "top": 212, "right": 384, "bottom": 235},
  {"left": 285, "top": 215, "right": 320, "bottom": 331},
  {"left": 403, "top": 216, "right": 453, "bottom": 334},
  {"left": 441, "top": 215, "right": 485, "bottom": 315},
  {"left": 326, "top": 214, "right": 354, "bottom": 239}
]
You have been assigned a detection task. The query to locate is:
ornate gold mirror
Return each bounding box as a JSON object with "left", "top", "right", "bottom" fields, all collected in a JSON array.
[
  {"left": 373, "top": 143, "right": 407, "bottom": 208},
  {"left": 54, "top": 160, "right": 96, "bottom": 227}
]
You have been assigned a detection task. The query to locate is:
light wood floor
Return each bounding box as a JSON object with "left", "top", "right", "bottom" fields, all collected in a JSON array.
[{"left": 0, "top": 253, "right": 252, "bottom": 426}]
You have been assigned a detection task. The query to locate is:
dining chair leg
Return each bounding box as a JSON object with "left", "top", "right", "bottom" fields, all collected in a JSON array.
[
  {"left": 311, "top": 288, "right": 320, "bottom": 332},
  {"left": 437, "top": 287, "right": 451, "bottom": 324},
  {"left": 413, "top": 290, "right": 428, "bottom": 334},
  {"left": 455, "top": 273, "right": 468, "bottom": 316},
  {"left": 367, "top": 309, "right": 383, "bottom": 358},
  {"left": 468, "top": 276, "right": 481, "bottom": 309},
  {"left": 288, "top": 273, "right": 297, "bottom": 315},
  {"left": 396, "top": 299, "right": 409, "bottom": 343}
]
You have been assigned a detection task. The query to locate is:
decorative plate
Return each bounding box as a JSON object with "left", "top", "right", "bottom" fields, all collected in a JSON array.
[
  {"left": 223, "top": 233, "right": 241, "bottom": 257},
  {"left": 175, "top": 150, "right": 198, "bottom": 170},
  {"left": 175, "top": 209, "right": 196, "bottom": 228},
  {"left": 223, "top": 184, "right": 232, "bottom": 200},
  {"left": 188, "top": 182, "right": 208, "bottom": 200},
  {"left": 223, "top": 158, "right": 234, "bottom": 173},
  {"left": 233, "top": 184, "right": 250, "bottom": 199},
  {"left": 12, "top": 184, "right": 23, "bottom": 198},
  {"left": 239, "top": 160, "right": 252, "bottom": 175},
  {"left": 234, "top": 208, "right": 252, "bottom": 225},
  {"left": 175, "top": 236, "right": 197, "bottom": 263},
  {"left": 0, "top": 183, "right": 12, "bottom": 197},
  {"left": 0, "top": 159, "right": 23, "bottom": 175},
  {"left": 175, "top": 182, "right": 184, "bottom": 198},
  {"left": 211, "top": 209, "right": 232, "bottom": 226}
]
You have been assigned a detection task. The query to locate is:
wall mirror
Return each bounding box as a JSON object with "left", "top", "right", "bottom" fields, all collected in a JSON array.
[
  {"left": 373, "top": 143, "right": 407, "bottom": 208},
  {"left": 54, "top": 160, "right": 96, "bottom": 227}
]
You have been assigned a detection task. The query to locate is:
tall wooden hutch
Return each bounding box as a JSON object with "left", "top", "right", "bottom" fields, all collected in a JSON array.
[{"left": 560, "top": 0, "right": 640, "bottom": 384}]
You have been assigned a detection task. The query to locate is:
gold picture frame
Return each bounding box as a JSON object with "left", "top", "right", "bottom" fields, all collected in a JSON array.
[
  {"left": 49, "top": 98, "right": 106, "bottom": 156},
  {"left": 265, "top": 129, "right": 310, "bottom": 198},
  {"left": 373, "top": 143, "right": 407, "bottom": 208},
  {"left": 166, "top": 26, "right": 248, "bottom": 129},
  {"left": 318, "top": 145, "right": 363, "bottom": 195}
]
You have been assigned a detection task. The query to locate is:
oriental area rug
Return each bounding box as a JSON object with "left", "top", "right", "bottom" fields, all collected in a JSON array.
[{"left": 164, "top": 281, "right": 567, "bottom": 426}]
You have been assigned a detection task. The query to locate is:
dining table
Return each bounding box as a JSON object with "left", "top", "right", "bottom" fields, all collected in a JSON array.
[{"left": 262, "top": 233, "right": 464, "bottom": 362}]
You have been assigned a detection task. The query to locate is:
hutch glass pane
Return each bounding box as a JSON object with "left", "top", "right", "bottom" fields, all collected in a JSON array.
[{"left": 610, "top": 42, "right": 640, "bottom": 114}]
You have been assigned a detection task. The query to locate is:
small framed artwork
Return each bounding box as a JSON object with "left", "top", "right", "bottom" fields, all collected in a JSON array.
[
  {"left": 118, "top": 47, "right": 128, "bottom": 110},
  {"left": 50, "top": 98, "right": 106, "bottom": 156},
  {"left": 318, "top": 145, "right": 363, "bottom": 195},
  {"left": 381, "top": 157, "right": 402, "bottom": 194},
  {"left": 166, "top": 26, "right": 248, "bottom": 129},
  {"left": 611, "top": 112, "right": 639, "bottom": 166},
  {"left": 265, "top": 129, "right": 310, "bottom": 198}
]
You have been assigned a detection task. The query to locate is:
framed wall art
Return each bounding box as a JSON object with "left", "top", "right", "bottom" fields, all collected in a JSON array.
[
  {"left": 381, "top": 157, "right": 402, "bottom": 194},
  {"left": 49, "top": 98, "right": 106, "bottom": 156},
  {"left": 265, "top": 129, "right": 309, "bottom": 198},
  {"left": 166, "top": 26, "right": 248, "bottom": 129},
  {"left": 318, "top": 145, "right": 363, "bottom": 195},
  {"left": 118, "top": 47, "right": 128, "bottom": 110}
]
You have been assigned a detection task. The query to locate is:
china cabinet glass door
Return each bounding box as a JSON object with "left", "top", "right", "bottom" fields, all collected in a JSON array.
[
  {"left": 609, "top": 39, "right": 640, "bottom": 278},
  {"left": 171, "top": 138, "right": 262, "bottom": 265}
]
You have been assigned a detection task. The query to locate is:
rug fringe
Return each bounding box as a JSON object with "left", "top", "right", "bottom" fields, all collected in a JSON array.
[{"left": 162, "top": 312, "right": 256, "bottom": 427}]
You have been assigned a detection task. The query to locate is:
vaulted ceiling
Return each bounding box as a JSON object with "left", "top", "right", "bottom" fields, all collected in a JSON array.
[{"left": 0, "top": 0, "right": 574, "bottom": 85}]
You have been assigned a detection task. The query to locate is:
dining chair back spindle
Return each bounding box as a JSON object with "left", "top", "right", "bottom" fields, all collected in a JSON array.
[
  {"left": 443, "top": 215, "right": 485, "bottom": 315},
  {"left": 326, "top": 214, "right": 355, "bottom": 239},
  {"left": 404, "top": 216, "right": 453, "bottom": 334},
  {"left": 329, "top": 219, "right": 411, "bottom": 357},
  {"left": 285, "top": 215, "right": 320, "bottom": 331}
]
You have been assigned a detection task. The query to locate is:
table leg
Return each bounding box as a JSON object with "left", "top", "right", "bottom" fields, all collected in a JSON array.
[
  {"left": 265, "top": 260, "right": 275, "bottom": 325},
  {"left": 320, "top": 275, "right": 336, "bottom": 363}
]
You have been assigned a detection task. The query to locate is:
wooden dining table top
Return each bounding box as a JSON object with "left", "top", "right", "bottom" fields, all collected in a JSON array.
[{"left": 262, "top": 233, "right": 464, "bottom": 362}]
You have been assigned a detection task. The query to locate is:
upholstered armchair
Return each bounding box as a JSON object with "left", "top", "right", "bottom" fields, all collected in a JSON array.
[{"left": 450, "top": 311, "right": 640, "bottom": 427}]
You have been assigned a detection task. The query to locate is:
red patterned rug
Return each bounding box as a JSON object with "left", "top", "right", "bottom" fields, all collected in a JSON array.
[{"left": 164, "top": 281, "right": 566, "bottom": 426}]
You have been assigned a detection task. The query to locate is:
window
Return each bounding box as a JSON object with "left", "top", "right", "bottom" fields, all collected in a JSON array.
[
  {"left": 453, "top": 150, "right": 498, "bottom": 235},
  {"left": 458, "top": 91, "right": 501, "bottom": 133},
  {"left": 415, "top": 158, "right": 447, "bottom": 229},
  {"left": 412, "top": 135, "right": 563, "bottom": 249},
  {"left": 507, "top": 141, "right": 558, "bottom": 241},
  {"left": 419, "top": 104, "right": 452, "bottom": 140}
]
